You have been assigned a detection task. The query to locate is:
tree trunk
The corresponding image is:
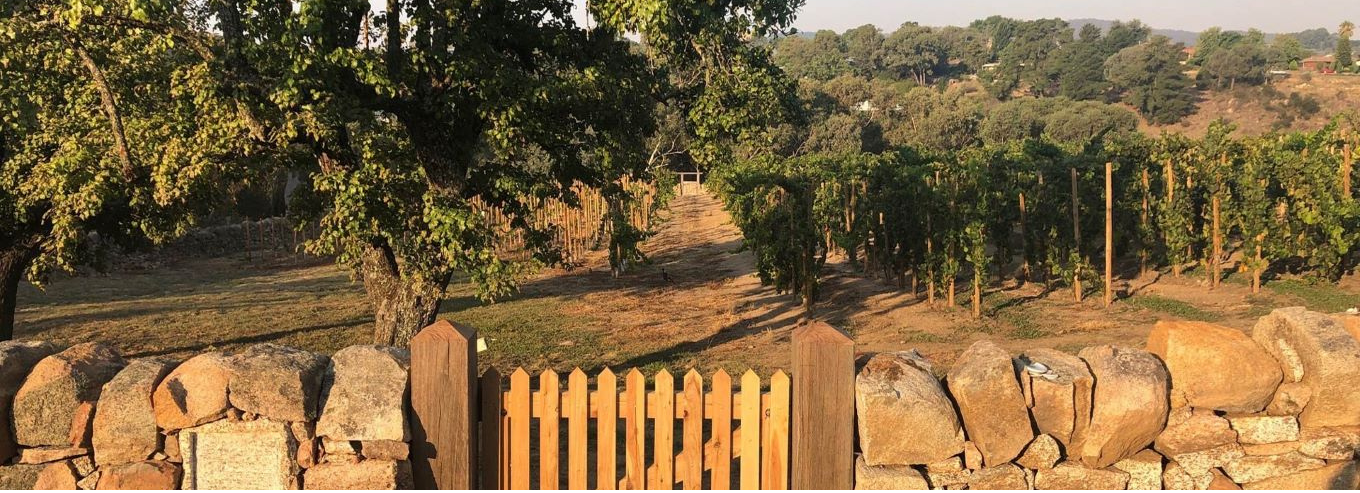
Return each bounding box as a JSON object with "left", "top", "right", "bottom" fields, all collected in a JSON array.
[
  {"left": 361, "top": 243, "right": 450, "bottom": 346},
  {"left": 0, "top": 248, "right": 37, "bottom": 342}
]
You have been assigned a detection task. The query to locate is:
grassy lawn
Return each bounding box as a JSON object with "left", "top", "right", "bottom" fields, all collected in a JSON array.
[{"left": 1123, "top": 295, "right": 1224, "bottom": 322}]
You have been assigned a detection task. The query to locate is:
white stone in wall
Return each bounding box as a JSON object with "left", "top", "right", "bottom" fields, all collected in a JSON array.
[{"left": 178, "top": 419, "right": 299, "bottom": 490}]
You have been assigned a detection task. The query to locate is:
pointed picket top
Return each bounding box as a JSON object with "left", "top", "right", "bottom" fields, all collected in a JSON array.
[
  {"left": 598, "top": 367, "right": 617, "bottom": 383},
  {"left": 625, "top": 368, "right": 645, "bottom": 383},
  {"left": 481, "top": 366, "right": 502, "bottom": 383},
  {"left": 654, "top": 368, "right": 674, "bottom": 389},
  {"left": 569, "top": 367, "right": 588, "bottom": 384},
  {"left": 510, "top": 367, "right": 530, "bottom": 382},
  {"left": 684, "top": 368, "right": 703, "bottom": 382},
  {"left": 412, "top": 319, "right": 477, "bottom": 344},
  {"left": 741, "top": 369, "right": 761, "bottom": 388},
  {"left": 771, "top": 369, "right": 790, "bottom": 386},
  {"left": 540, "top": 368, "right": 560, "bottom": 389},
  {"left": 712, "top": 368, "right": 731, "bottom": 386}
]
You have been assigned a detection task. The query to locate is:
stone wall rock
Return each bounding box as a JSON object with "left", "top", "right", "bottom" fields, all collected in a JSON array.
[
  {"left": 1227, "top": 415, "right": 1298, "bottom": 445},
  {"left": 1071, "top": 345, "right": 1169, "bottom": 468},
  {"left": 12, "top": 343, "right": 125, "bottom": 447},
  {"left": 946, "top": 341, "right": 1033, "bottom": 467},
  {"left": 853, "top": 456, "right": 928, "bottom": 490},
  {"left": 1154, "top": 407, "right": 1237, "bottom": 457},
  {"left": 152, "top": 352, "right": 234, "bottom": 431},
  {"left": 1241, "top": 460, "right": 1356, "bottom": 490},
  {"left": 0, "top": 464, "right": 44, "bottom": 489},
  {"left": 1035, "top": 462, "right": 1130, "bottom": 490},
  {"left": 855, "top": 351, "right": 964, "bottom": 465},
  {"left": 1018, "top": 348, "right": 1093, "bottom": 447},
  {"left": 96, "top": 460, "right": 182, "bottom": 490},
  {"left": 968, "top": 463, "right": 1028, "bottom": 490},
  {"left": 1113, "top": 449, "right": 1164, "bottom": 490},
  {"left": 1221, "top": 451, "right": 1326, "bottom": 484},
  {"left": 302, "top": 460, "right": 412, "bottom": 489},
  {"left": 1146, "top": 321, "right": 1281, "bottom": 413},
  {"left": 228, "top": 344, "right": 328, "bottom": 422},
  {"left": 33, "top": 461, "right": 79, "bottom": 490},
  {"left": 0, "top": 341, "right": 60, "bottom": 462},
  {"left": 93, "top": 358, "right": 177, "bottom": 466},
  {"left": 316, "top": 346, "right": 410, "bottom": 442},
  {"left": 1252, "top": 307, "right": 1360, "bottom": 428}
]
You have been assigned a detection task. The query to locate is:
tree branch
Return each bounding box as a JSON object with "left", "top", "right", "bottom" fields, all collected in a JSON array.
[{"left": 63, "top": 34, "right": 136, "bottom": 182}]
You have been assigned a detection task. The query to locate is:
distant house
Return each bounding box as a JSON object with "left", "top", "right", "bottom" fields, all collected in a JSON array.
[{"left": 1301, "top": 54, "right": 1336, "bottom": 73}]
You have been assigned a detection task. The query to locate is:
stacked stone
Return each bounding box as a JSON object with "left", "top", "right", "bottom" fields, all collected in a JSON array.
[
  {"left": 854, "top": 307, "right": 1360, "bottom": 490},
  {"left": 1, "top": 341, "right": 414, "bottom": 490}
]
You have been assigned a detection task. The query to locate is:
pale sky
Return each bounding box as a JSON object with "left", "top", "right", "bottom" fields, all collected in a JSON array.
[{"left": 566, "top": 0, "right": 1354, "bottom": 35}]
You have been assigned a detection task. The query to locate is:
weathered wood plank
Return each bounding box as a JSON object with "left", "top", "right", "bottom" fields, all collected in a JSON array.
[
  {"left": 624, "top": 369, "right": 647, "bottom": 490},
  {"left": 597, "top": 368, "right": 618, "bottom": 490},
  {"left": 479, "top": 368, "right": 503, "bottom": 489},
  {"left": 791, "top": 321, "right": 855, "bottom": 489},
  {"left": 653, "top": 370, "right": 675, "bottom": 490},
  {"left": 681, "top": 370, "right": 704, "bottom": 490},
  {"left": 410, "top": 320, "right": 477, "bottom": 489}
]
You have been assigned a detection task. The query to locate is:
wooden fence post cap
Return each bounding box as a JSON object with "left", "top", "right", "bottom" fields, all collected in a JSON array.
[
  {"left": 413, "top": 319, "right": 477, "bottom": 343},
  {"left": 792, "top": 320, "right": 852, "bottom": 345}
]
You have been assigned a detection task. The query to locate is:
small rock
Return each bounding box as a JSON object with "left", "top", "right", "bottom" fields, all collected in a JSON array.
[
  {"left": 152, "top": 352, "right": 234, "bottom": 430},
  {"left": 95, "top": 460, "right": 182, "bottom": 490},
  {"left": 1155, "top": 407, "right": 1238, "bottom": 457},
  {"left": 1222, "top": 452, "right": 1325, "bottom": 484},
  {"left": 968, "top": 463, "right": 1027, "bottom": 490},
  {"left": 1147, "top": 321, "right": 1282, "bottom": 413},
  {"left": 1228, "top": 415, "right": 1299, "bottom": 444},
  {"left": 162, "top": 432, "right": 181, "bottom": 463},
  {"left": 1264, "top": 382, "right": 1311, "bottom": 416},
  {"left": 18, "top": 446, "right": 89, "bottom": 464},
  {"left": 1020, "top": 349, "right": 1093, "bottom": 447},
  {"left": 302, "top": 460, "right": 413, "bottom": 489},
  {"left": 67, "top": 402, "right": 95, "bottom": 447},
  {"left": 1208, "top": 469, "right": 1241, "bottom": 490},
  {"left": 71, "top": 455, "right": 93, "bottom": 476},
  {"left": 1252, "top": 308, "right": 1360, "bottom": 428},
  {"left": 1171, "top": 443, "right": 1245, "bottom": 478},
  {"left": 12, "top": 343, "right": 125, "bottom": 447},
  {"left": 1163, "top": 461, "right": 1213, "bottom": 490},
  {"left": 946, "top": 341, "right": 1033, "bottom": 467},
  {"left": 324, "top": 438, "right": 360, "bottom": 456},
  {"left": 1298, "top": 427, "right": 1360, "bottom": 460},
  {"left": 925, "top": 456, "right": 969, "bottom": 488},
  {"left": 1072, "top": 345, "right": 1170, "bottom": 468},
  {"left": 1113, "top": 449, "right": 1164, "bottom": 490},
  {"left": 1016, "top": 434, "right": 1063, "bottom": 470},
  {"left": 33, "top": 461, "right": 79, "bottom": 490},
  {"left": 962, "top": 442, "right": 982, "bottom": 471},
  {"left": 292, "top": 421, "right": 317, "bottom": 468},
  {"left": 1240, "top": 441, "right": 1300, "bottom": 456},
  {"left": 1034, "top": 462, "right": 1130, "bottom": 490},
  {"left": 317, "top": 346, "right": 410, "bottom": 442},
  {"left": 856, "top": 352, "right": 964, "bottom": 465},
  {"left": 855, "top": 456, "right": 929, "bottom": 490},
  {"left": 93, "top": 358, "right": 176, "bottom": 466},
  {"left": 76, "top": 470, "right": 100, "bottom": 490},
  {"left": 0, "top": 341, "right": 60, "bottom": 462},
  {"left": 228, "top": 344, "right": 328, "bottom": 422},
  {"left": 1241, "top": 460, "right": 1357, "bottom": 490},
  {"left": 359, "top": 440, "right": 409, "bottom": 461},
  {"left": 0, "top": 464, "right": 45, "bottom": 489}
]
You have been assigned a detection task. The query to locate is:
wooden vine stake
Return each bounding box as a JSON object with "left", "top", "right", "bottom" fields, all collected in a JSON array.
[
  {"left": 1211, "top": 195, "right": 1221, "bottom": 290},
  {"left": 1140, "top": 168, "right": 1150, "bottom": 277},
  {"left": 1165, "top": 159, "right": 1180, "bottom": 277},
  {"left": 1071, "top": 167, "right": 1082, "bottom": 303},
  {"left": 1344, "top": 143, "right": 1354, "bottom": 201},
  {"left": 1019, "top": 191, "right": 1029, "bottom": 282},
  {"left": 1105, "top": 162, "right": 1113, "bottom": 308}
]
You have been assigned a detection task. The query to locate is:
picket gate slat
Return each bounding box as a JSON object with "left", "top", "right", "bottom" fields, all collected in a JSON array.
[
  {"left": 509, "top": 369, "right": 531, "bottom": 490},
  {"left": 652, "top": 370, "right": 675, "bottom": 490},
  {"left": 625, "top": 369, "right": 647, "bottom": 490},
  {"left": 568, "top": 369, "right": 589, "bottom": 490},
  {"left": 709, "top": 370, "right": 732, "bottom": 490},
  {"left": 681, "top": 370, "right": 704, "bottom": 490},
  {"left": 762, "top": 371, "right": 790, "bottom": 490},
  {"left": 738, "top": 371, "right": 761, "bottom": 490},
  {"left": 539, "top": 370, "right": 561, "bottom": 489},
  {"left": 597, "top": 369, "right": 618, "bottom": 490},
  {"left": 479, "top": 368, "right": 504, "bottom": 489}
]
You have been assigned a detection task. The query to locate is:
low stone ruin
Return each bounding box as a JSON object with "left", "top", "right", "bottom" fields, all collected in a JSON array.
[
  {"left": 855, "top": 307, "right": 1360, "bottom": 490},
  {"left": 0, "top": 342, "right": 412, "bottom": 490}
]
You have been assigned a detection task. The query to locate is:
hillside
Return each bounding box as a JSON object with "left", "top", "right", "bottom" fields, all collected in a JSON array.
[{"left": 1144, "top": 73, "right": 1360, "bottom": 137}]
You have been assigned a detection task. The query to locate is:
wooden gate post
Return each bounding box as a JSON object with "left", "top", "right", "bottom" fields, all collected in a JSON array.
[
  {"left": 410, "top": 320, "right": 479, "bottom": 489},
  {"left": 791, "top": 321, "right": 855, "bottom": 489}
]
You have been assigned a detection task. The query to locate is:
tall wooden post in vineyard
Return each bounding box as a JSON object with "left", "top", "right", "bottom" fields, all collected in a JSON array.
[
  {"left": 1071, "top": 168, "right": 1083, "bottom": 303},
  {"left": 1211, "top": 196, "right": 1221, "bottom": 289},
  {"left": 1019, "top": 191, "right": 1029, "bottom": 283},
  {"left": 1140, "top": 168, "right": 1150, "bottom": 277},
  {"left": 1343, "top": 143, "right": 1354, "bottom": 201},
  {"left": 1105, "top": 163, "right": 1113, "bottom": 308},
  {"left": 1166, "top": 160, "right": 1180, "bottom": 278}
]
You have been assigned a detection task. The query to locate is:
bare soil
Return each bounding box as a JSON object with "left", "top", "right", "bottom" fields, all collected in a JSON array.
[{"left": 15, "top": 192, "right": 1360, "bottom": 373}]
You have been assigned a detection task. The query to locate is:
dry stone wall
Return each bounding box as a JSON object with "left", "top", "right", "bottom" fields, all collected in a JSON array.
[
  {"left": 0, "top": 342, "right": 411, "bottom": 490},
  {"left": 855, "top": 307, "right": 1360, "bottom": 490}
]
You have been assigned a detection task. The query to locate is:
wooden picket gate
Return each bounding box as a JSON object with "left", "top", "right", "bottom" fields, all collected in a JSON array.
[{"left": 407, "top": 320, "right": 855, "bottom": 491}]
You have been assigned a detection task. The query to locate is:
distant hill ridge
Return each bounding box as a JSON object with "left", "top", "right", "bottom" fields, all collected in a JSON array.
[{"left": 792, "top": 18, "right": 1307, "bottom": 47}]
